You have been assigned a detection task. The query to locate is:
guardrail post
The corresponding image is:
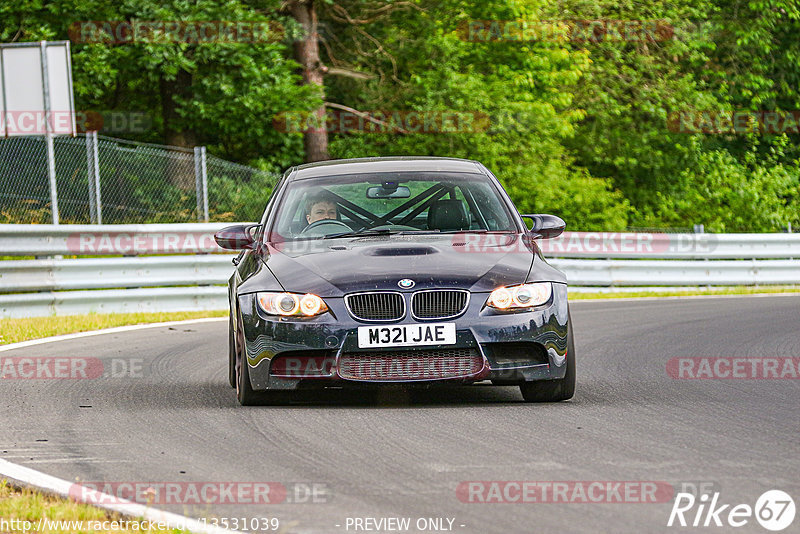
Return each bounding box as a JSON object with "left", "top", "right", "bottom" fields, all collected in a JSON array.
[
  {"left": 694, "top": 224, "right": 711, "bottom": 289},
  {"left": 194, "top": 146, "right": 209, "bottom": 223},
  {"left": 85, "top": 131, "right": 102, "bottom": 224}
]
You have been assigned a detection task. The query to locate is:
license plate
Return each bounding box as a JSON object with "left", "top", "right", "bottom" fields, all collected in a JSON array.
[{"left": 357, "top": 323, "right": 456, "bottom": 348}]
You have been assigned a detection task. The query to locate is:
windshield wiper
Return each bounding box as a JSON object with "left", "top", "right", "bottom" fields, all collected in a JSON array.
[
  {"left": 438, "top": 230, "right": 515, "bottom": 234},
  {"left": 322, "top": 228, "right": 438, "bottom": 239},
  {"left": 438, "top": 229, "right": 489, "bottom": 234},
  {"left": 322, "top": 228, "right": 397, "bottom": 239}
]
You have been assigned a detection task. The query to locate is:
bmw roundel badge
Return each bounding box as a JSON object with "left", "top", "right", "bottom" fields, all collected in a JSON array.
[{"left": 398, "top": 279, "right": 415, "bottom": 289}]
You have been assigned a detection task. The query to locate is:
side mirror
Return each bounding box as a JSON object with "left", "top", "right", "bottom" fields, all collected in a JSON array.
[
  {"left": 520, "top": 214, "right": 565, "bottom": 239},
  {"left": 214, "top": 224, "right": 258, "bottom": 250}
]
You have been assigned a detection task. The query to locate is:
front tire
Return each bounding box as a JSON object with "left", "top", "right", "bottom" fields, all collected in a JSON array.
[
  {"left": 228, "top": 314, "right": 236, "bottom": 388},
  {"left": 235, "top": 310, "right": 259, "bottom": 406},
  {"left": 520, "top": 313, "right": 576, "bottom": 402}
]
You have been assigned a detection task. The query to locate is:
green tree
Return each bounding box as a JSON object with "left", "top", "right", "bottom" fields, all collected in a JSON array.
[
  {"left": 320, "top": 0, "right": 631, "bottom": 229},
  {"left": 1, "top": 0, "right": 315, "bottom": 170}
]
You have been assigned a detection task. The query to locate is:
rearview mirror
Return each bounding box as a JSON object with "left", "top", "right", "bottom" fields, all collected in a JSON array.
[
  {"left": 214, "top": 224, "right": 258, "bottom": 250},
  {"left": 367, "top": 185, "right": 411, "bottom": 199},
  {"left": 520, "top": 214, "right": 565, "bottom": 239}
]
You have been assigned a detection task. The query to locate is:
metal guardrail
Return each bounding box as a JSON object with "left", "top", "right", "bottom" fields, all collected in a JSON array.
[
  {"left": 0, "top": 255, "right": 233, "bottom": 292},
  {"left": 539, "top": 232, "right": 800, "bottom": 259},
  {"left": 0, "top": 223, "right": 227, "bottom": 256},
  {"left": 3, "top": 224, "right": 800, "bottom": 258},
  {"left": 1, "top": 224, "right": 798, "bottom": 318},
  {"left": 549, "top": 259, "right": 800, "bottom": 286},
  {"left": 0, "top": 286, "right": 227, "bottom": 318},
  {"left": 3, "top": 255, "right": 799, "bottom": 294}
]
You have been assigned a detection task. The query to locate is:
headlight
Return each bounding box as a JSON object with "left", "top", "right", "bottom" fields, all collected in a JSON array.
[
  {"left": 486, "top": 282, "right": 552, "bottom": 310},
  {"left": 257, "top": 292, "right": 329, "bottom": 317}
]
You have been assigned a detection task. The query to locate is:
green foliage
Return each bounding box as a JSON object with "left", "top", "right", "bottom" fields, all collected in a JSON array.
[
  {"left": 207, "top": 168, "right": 278, "bottom": 222},
  {"left": 1, "top": 0, "right": 313, "bottom": 169},
  {"left": 2, "top": 0, "right": 798, "bottom": 230},
  {"left": 558, "top": 0, "right": 800, "bottom": 230},
  {"left": 325, "top": 0, "right": 629, "bottom": 229},
  {"left": 508, "top": 164, "right": 631, "bottom": 231},
  {"left": 650, "top": 136, "right": 800, "bottom": 231}
]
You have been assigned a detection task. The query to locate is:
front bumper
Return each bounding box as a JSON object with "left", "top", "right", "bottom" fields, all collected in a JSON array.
[{"left": 238, "top": 283, "right": 569, "bottom": 391}]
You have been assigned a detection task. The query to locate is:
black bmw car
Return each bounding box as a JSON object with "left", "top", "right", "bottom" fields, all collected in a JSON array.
[{"left": 215, "top": 157, "right": 574, "bottom": 405}]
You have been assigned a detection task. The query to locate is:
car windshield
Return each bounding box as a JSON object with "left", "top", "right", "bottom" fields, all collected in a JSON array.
[{"left": 270, "top": 171, "right": 517, "bottom": 240}]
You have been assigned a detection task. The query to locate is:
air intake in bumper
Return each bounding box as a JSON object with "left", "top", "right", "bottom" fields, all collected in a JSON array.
[{"left": 337, "top": 348, "right": 484, "bottom": 381}]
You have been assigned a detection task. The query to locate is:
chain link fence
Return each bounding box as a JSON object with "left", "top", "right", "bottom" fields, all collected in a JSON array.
[{"left": 0, "top": 133, "right": 278, "bottom": 224}]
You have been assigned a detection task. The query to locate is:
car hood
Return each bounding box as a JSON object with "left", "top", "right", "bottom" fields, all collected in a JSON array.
[{"left": 260, "top": 233, "right": 535, "bottom": 296}]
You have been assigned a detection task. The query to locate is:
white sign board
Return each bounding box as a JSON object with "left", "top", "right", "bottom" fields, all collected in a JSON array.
[{"left": 0, "top": 41, "right": 76, "bottom": 136}]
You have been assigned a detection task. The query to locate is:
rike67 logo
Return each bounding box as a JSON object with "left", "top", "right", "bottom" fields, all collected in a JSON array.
[{"left": 668, "top": 490, "right": 795, "bottom": 531}]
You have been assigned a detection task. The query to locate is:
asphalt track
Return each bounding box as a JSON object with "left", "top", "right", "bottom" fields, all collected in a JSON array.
[{"left": 1, "top": 295, "right": 799, "bottom": 533}]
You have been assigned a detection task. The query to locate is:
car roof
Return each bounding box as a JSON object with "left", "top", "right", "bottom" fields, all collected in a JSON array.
[{"left": 290, "top": 156, "right": 484, "bottom": 180}]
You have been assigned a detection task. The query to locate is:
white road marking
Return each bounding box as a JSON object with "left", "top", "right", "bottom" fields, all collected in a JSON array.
[
  {"left": 0, "top": 316, "right": 238, "bottom": 531},
  {"left": 0, "top": 317, "right": 226, "bottom": 353},
  {"left": 0, "top": 458, "right": 239, "bottom": 534},
  {"left": 571, "top": 292, "right": 800, "bottom": 303}
]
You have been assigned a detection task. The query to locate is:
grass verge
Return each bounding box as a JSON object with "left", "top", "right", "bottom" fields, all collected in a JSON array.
[
  {"left": 0, "top": 311, "right": 226, "bottom": 345},
  {"left": 0, "top": 480, "right": 189, "bottom": 533},
  {"left": 570, "top": 285, "right": 800, "bottom": 299}
]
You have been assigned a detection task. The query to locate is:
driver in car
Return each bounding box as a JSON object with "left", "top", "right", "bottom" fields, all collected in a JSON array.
[{"left": 306, "top": 192, "right": 338, "bottom": 224}]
